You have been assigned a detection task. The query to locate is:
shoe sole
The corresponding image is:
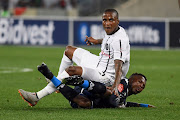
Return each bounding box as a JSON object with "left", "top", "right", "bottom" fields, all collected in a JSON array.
[{"left": 18, "top": 90, "right": 37, "bottom": 107}]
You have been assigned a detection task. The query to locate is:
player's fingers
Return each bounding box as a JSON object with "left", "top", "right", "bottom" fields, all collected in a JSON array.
[
  {"left": 86, "top": 41, "right": 90, "bottom": 45},
  {"left": 84, "top": 36, "right": 89, "bottom": 42},
  {"left": 106, "top": 87, "right": 111, "bottom": 90},
  {"left": 84, "top": 38, "right": 88, "bottom": 42},
  {"left": 148, "top": 105, "right": 155, "bottom": 108},
  {"left": 113, "top": 89, "right": 120, "bottom": 97}
]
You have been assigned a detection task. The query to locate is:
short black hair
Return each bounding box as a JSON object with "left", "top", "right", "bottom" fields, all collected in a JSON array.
[
  {"left": 104, "top": 9, "right": 119, "bottom": 19},
  {"left": 130, "top": 73, "right": 147, "bottom": 81}
]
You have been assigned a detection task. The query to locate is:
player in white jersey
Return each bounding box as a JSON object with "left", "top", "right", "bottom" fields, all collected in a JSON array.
[
  {"left": 60, "top": 9, "right": 130, "bottom": 96},
  {"left": 18, "top": 9, "right": 130, "bottom": 106}
]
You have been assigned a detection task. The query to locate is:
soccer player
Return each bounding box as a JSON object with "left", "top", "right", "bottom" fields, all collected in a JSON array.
[
  {"left": 18, "top": 8, "right": 130, "bottom": 105},
  {"left": 19, "top": 63, "right": 154, "bottom": 108}
]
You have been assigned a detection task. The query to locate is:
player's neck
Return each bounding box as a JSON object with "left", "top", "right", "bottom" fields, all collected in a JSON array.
[{"left": 108, "top": 26, "right": 120, "bottom": 35}]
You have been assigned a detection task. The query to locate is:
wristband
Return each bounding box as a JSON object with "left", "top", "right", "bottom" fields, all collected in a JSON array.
[{"left": 139, "top": 103, "right": 149, "bottom": 107}]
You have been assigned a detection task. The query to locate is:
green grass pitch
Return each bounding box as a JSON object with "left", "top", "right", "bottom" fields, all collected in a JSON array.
[{"left": 0, "top": 46, "right": 179, "bottom": 120}]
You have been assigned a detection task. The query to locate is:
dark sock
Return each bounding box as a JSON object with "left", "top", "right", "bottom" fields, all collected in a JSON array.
[{"left": 57, "top": 85, "right": 79, "bottom": 101}]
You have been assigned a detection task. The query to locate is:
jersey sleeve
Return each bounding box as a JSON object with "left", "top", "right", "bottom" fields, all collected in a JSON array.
[{"left": 112, "top": 37, "right": 129, "bottom": 63}]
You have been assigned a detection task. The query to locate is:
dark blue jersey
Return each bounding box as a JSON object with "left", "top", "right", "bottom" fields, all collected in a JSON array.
[
  {"left": 71, "top": 78, "right": 129, "bottom": 108},
  {"left": 93, "top": 78, "right": 129, "bottom": 108}
]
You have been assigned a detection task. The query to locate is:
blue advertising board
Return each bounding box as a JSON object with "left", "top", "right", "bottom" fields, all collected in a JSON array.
[
  {"left": 120, "top": 21, "right": 165, "bottom": 47},
  {"left": 73, "top": 21, "right": 103, "bottom": 45},
  {"left": 0, "top": 17, "right": 166, "bottom": 48},
  {"left": 0, "top": 18, "right": 68, "bottom": 45},
  {"left": 73, "top": 20, "right": 165, "bottom": 47}
]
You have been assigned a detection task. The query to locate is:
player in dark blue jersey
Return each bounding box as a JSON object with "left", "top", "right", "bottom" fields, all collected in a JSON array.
[
  {"left": 19, "top": 63, "right": 154, "bottom": 108},
  {"left": 69, "top": 73, "right": 152, "bottom": 108}
]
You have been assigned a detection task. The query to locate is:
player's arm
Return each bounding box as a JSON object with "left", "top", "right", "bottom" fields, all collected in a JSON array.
[
  {"left": 85, "top": 36, "right": 103, "bottom": 45},
  {"left": 110, "top": 59, "right": 123, "bottom": 96},
  {"left": 126, "top": 102, "right": 155, "bottom": 108}
]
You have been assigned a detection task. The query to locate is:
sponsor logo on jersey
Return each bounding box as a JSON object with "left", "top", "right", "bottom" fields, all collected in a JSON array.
[
  {"left": 101, "top": 50, "right": 110, "bottom": 57},
  {"left": 118, "top": 84, "right": 124, "bottom": 92}
]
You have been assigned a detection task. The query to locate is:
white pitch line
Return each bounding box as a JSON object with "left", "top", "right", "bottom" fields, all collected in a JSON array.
[{"left": 0, "top": 67, "right": 33, "bottom": 74}]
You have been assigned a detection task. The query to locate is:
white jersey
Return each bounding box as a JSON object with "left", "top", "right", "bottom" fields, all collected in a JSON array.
[
  {"left": 96, "top": 26, "right": 130, "bottom": 79},
  {"left": 71, "top": 26, "right": 130, "bottom": 86}
]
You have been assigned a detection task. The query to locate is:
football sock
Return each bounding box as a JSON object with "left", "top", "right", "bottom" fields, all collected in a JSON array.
[
  {"left": 58, "top": 84, "right": 79, "bottom": 101},
  {"left": 37, "top": 71, "right": 70, "bottom": 99},
  {"left": 51, "top": 76, "right": 61, "bottom": 87},
  {"left": 52, "top": 70, "right": 70, "bottom": 87},
  {"left": 37, "top": 82, "right": 56, "bottom": 99},
  {"left": 58, "top": 53, "right": 73, "bottom": 74},
  {"left": 80, "top": 80, "right": 89, "bottom": 89},
  {"left": 57, "top": 70, "right": 70, "bottom": 81}
]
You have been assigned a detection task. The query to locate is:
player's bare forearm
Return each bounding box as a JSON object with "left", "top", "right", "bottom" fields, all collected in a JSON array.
[
  {"left": 96, "top": 39, "right": 103, "bottom": 44},
  {"left": 111, "top": 60, "right": 123, "bottom": 96},
  {"left": 114, "top": 60, "right": 123, "bottom": 85}
]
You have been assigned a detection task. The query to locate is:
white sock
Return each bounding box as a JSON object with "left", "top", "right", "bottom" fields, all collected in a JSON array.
[
  {"left": 58, "top": 53, "right": 73, "bottom": 74},
  {"left": 37, "top": 70, "right": 70, "bottom": 99},
  {"left": 37, "top": 82, "right": 56, "bottom": 99},
  {"left": 57, "top": 70, "right": 70, "bottom": 80}
]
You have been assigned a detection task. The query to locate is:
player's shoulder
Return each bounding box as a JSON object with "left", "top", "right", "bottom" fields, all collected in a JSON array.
[
  {"left": 121, "top": 78, "right": 128, "bottom": 86},
  {"left": 117, "top": 26, "right": 127, "bottom": 35},
  {"left": 112, "top": 26, "right": 129, "bottom": 41}
]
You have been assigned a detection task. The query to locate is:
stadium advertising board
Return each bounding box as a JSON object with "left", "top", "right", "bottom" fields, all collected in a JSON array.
[
  {"left": 0, "top": 18, "right": 68, "bottom": 45},
  {"left": 73, "top": 21, "right": 104, "bottom": 45},
  {"left": 169, "top": 21, "right": 180, "bottom": 48},
  {"left": 73, "top": 20, "right": 165, "bottom": 48}
]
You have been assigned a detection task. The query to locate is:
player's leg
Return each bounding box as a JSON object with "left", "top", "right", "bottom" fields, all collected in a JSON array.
[
  {"left": 57, "top": 46, "right": 99, "bottom": 78},
  {"left": 18, "top": 63, "right": 60, "bottom": 106},
  {"left": 58, "top": 45, "right": 77, "bottom": 74},
  {"left": 36, "top": 63, "right": 91, "bottom": 108},
  {"left": 37, "top": 46, "right": 89, "bottom": 98},
  {"left": 58, "top": 84, "right": 91, "bottom": 108},
  {"left": 37, "top": 64, "right": 109, "bottom": 107},
  {"left": 35, "top": 64, "right": 81, "bottom": 100}
]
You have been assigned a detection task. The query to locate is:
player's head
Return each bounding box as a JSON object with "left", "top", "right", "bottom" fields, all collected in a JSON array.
[
  {"left": 128, "top": 73, "right": 147, "bottom": 95},
  {"left": 102, "top": 9, "right": 119, "bottom": 35}
]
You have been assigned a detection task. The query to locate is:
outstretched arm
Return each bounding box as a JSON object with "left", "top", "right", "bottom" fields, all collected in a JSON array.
[
  {"left": 126, "top": 102, "right": 155, "bottom": 108},
  {"left": 109, "top": 60, "right": 123, "bottom": 97},
  {"left": 85, "top": 36, "right": 103, "bottom": 45}
]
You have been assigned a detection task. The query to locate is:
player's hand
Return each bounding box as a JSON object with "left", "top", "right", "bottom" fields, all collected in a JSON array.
[
  {"left": 108, "top": 85, "right": 120, "bottom": 98},
  {"left": 112, "top": 87, "right": 120, "bottom": 98},
  {"left": 84, "top": 36, "right": 97, "bottom": 45},
  {"left": 148, "top": 104, "right": 155, "bottom": 108}
]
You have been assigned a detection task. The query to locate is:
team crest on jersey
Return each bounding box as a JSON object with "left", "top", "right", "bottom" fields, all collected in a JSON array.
[{"left": 118, "top": 84, "right": 124, "bottom": 92}]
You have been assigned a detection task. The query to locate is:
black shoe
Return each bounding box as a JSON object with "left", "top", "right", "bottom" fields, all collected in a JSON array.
[
  {"left": 37, "top": 62, "right": 54, "bottom": 80},
  {"left": 62, "top": 75, "right": 84, "bottom": 86}
]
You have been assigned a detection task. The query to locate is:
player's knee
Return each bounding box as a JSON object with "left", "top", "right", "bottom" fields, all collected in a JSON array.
[
  {"left": 66, "top": 66, "right": 75, "bottom": 72},
  {"left": 65, "top": 45, "right": 77, "bottom": 59},
  {"left": 65, "top": 45, "right": 72, "bottom": 52},
  {"left": 65, "top": 66, "right": 78, "bottom": 76},
  {"left": 65, "top": 66, "right": 82, "bottom": 76}
]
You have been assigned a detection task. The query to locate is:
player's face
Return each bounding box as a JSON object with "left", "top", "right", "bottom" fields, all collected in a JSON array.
[
  {"left": 102, "top": 12, "right": 119, "bottom": 35},
  {"left": 130, "top": 75, "right": 146, "bottom": 94}
]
